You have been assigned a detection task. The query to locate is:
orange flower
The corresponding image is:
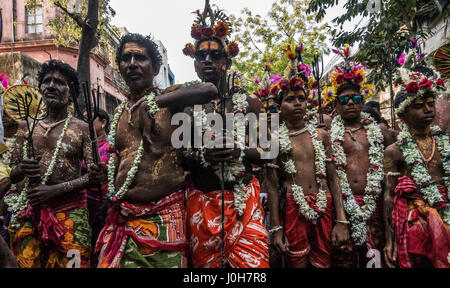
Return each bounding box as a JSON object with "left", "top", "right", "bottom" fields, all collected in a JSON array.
[
  {"left": 64, "top": 232, "right": 74, "bottom": 243},
  {"left": 56, "top": 213, "right": 66, "bottom": 221},
  {"left": 214, "top": 21, "right": 229, "bottom": 38},
  {"left": 182, "top": 43, "right": 196, "bottom": 58},
  {"left": 226, "top": 42, "right": 239, "bottom": 58}
]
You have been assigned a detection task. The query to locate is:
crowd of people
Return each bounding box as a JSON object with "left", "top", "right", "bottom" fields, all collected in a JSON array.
[{"left": 0, "top": 1, "right": 449, "bottom": 269}]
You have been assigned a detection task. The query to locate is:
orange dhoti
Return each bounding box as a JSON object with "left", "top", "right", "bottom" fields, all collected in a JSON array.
[{"left": 186, "top": 177, "right": 269, "bottom": 268}]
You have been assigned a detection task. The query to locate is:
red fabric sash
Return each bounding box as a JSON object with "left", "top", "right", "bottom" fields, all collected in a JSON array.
[
  {"left": 95, "top": 191, "right": 186, "bottom": 266},
  {"left": 20, "top": 196, "right": 86, "bottom": 248},
  {"left": 393, "top": 176, "right": 449, "bottom": 268}
]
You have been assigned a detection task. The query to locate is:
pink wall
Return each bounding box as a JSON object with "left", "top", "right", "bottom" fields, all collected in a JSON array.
[
  {"left": 0, "top": 0, "right": 57, "bottom": 43},
  {"left": 0, "top": 0, "right": 124, "bottom": 105},
  {"left": 0, "top": 1, "right": 13, "bottom": 42}
]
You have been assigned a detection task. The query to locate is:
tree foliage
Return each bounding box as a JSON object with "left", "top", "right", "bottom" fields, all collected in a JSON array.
[
  {"left": 230, "top": 0, "right": 330, "bottom": 92},
  {"left": 307, "top": 0, "right": 450, "bottom": 90},
  {"left": 26, "top": 0, "right": 119, "bottom": 111},
  {"left": 26, "top": 0, "right": 117, "bottom": 51}
]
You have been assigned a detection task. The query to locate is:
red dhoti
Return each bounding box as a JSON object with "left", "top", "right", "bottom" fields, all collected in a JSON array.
[
  {"left": 186, "top": 177, "right": 269, "bottom": 268},
  {"left": 393, "top": 176, "right": 450, "bottom": 268},
  {"left": 285, "top": 193, "right": 332, "bottom": 268},
  {"left": 331, "top": 195, "right": 385, "bottom": 268}
]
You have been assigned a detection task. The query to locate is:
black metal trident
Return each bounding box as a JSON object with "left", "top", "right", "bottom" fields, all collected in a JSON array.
[
  {"left": 73, "top": 82, "right": 103, "bottom": 197},
  {"left": 15, "top": 91, "right": 46, "bottom": 159},
  {"left": 216, "top": 71, "right": 237, "bottom": 268},
  {"left": 74, "top": 82, "right": 101, "bottom": 165},
  {"left": 312, "top": 55, "right": 325, "bottom": 124}
]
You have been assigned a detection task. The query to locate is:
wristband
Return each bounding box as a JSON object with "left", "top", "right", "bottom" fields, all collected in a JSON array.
[
  {"left": 268, "top": 225, "right": 283, "bottom": 234},
  {"left": 335, "top": 220, "right": 350, "bottom": 225}
]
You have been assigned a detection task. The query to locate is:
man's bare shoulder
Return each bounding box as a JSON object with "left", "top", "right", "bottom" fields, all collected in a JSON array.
[
  {"left": 317, "top": 127, "right": 329, "bottom": 137},
  {"left": 70, "top": 117, "right": 89, "bottom": 132},
  {"left": 246, "top": 94, "right": 263, "bottom": 114},
  {"left": 379, "top": 122, "right": 390, "bottom": 136},
  {"left": 385, "top": 142, "right": 402, "bottom": 160}
]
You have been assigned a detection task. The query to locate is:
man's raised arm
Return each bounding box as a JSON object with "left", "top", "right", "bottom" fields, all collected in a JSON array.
[
  {"left": 383, "top": 146, "right": 400, "bottom": 268},
  {"left": 158, "top": 83, "right": 218, "bottom": 113}
]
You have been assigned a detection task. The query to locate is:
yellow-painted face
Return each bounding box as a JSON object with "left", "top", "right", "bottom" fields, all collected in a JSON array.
[
  {"left": 194, "top": 40, "right": 230, "bottom": 84},
  {"left": 198, "top": 41, "right": 220, "bottom": 51},
  {"left": 119, "top": 42, "right": 157, "bottom": 93}
]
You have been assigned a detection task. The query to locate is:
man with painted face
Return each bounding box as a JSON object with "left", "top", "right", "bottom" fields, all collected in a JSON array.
[
  {"left": 264, "top": 53, "right": 349, "bottom": 268},
  {"left": 181, "top": 1, "right": 269, "bottom": 268},
  {"left": 5, "top": 60, "right": 101, "bottom": 268},
  {"left": 383, "top": 67, "right": 449, "bottom": 268},
  {"left": 94, "top": 33, "right": 217, "bottom": 268},
  {"left": 324, "top": 46, "right": 394, "bottom": 268}
]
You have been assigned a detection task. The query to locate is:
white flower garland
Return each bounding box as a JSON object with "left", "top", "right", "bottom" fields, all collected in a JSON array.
[
  {"left": 278, "top": 121, "right": 328, "bottom": 224},
  {"left": 197, "top": 92, "right": 249, "bottom": 216},
  {"left": 0, "top": 137, "right": 16, "bottom": 166},
  {"left": 4, "top": 115, "right": 72, "bottom": 229},
  {"left": 397, "top": 122, "right": 450, "bottom": 225},
  {"left": 106, "top": 91, "right": 159, "bottom": 201},
  {"left": 330, "top": 113, "right": 384, "bottom": 244},
  {"left": 394, "top": 68, "right": 446, "bottom": 115}
]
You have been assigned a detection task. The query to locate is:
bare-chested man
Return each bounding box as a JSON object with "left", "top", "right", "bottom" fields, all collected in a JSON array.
[
  {"left": 326, "top": 65, "right": 394, "bottom": 268},
  {"left": 383, "top": 67, "right": 449, "bottom": 268},
  {"left": 181, "top": 1, "right": 269, "bottom": 268},
  {"left": 94, "top": 33, "right": 217, "bottom": 268},
  {"left": 5, "top": 60, "right": 101, "bottom": 268},
  {"left": 265, "top": 77, "right": 349, "bottom": 268}
]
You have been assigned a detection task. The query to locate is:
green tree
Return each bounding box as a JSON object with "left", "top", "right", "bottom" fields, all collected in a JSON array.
[
  {"left": 307, "top": 0, "right": 449, "bottom": 90},
  {"left": 231, "top": 0, "right": 330, "bottom": 92},
  {"left": 26, "top": 0, "right": 117, "bottom": 109}
]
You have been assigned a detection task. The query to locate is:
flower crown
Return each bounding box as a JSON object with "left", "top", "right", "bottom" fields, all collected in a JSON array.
[
  {"left": 267, "top": 42, "right": 310, "bottom": 98},
  {"left": 253, "top": 61, "right": 273, "bottom": 100},
  {"left": 183, "top": 0, "right": 239, "bottom": 59},
  {"left": 323, "top": 44, "right": 375, "bottom": 104},
  {"left": 283, "top": 42, "right": 311, "bottom": 80},
  {"left": 394, "top": 67, "right": 446, "bottom": 115}
]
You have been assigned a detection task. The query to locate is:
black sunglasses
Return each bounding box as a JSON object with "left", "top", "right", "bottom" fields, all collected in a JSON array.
[
  {"left": 268, "top": 105, "right": 279, "bottom": 113},
  {"left": 337, "top": 95, "right": 364, "bottom": 105},
  {"left": 194, "top": 49, "right": 226, "bottom": 61}
]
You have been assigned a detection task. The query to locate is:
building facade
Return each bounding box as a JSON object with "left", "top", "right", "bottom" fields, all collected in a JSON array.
[
  {"left": 0, "top": 0, "right": 130, "bottom": 114},
  {"left": 153, "top": 40, "right": 175, "bottom": 89}
]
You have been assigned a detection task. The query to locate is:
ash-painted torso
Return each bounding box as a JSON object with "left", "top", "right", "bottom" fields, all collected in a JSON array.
[
  {"left": 11, "top": 117, "right": 93, "bottom": 192},
  {"left": 114, "top": 100, "right": 185, "bottom": 203}
]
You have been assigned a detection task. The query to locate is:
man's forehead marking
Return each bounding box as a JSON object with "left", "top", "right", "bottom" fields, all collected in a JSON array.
[
  {"left": 44, "top": 71, "right": 65, "bottom": 81},
  {"left": 414, "top": 97, "right": 435, "bottom": 104},
  {"left": 199, "top": 41, "right": 220, "bottom": 51},
  {"left": 123, "top": 43, "right": 146, "bottom": 54}
]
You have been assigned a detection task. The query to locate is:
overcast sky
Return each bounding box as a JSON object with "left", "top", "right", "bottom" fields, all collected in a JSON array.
[{"left": 109, "top": 0, "right": 358, "bottom": 84}]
